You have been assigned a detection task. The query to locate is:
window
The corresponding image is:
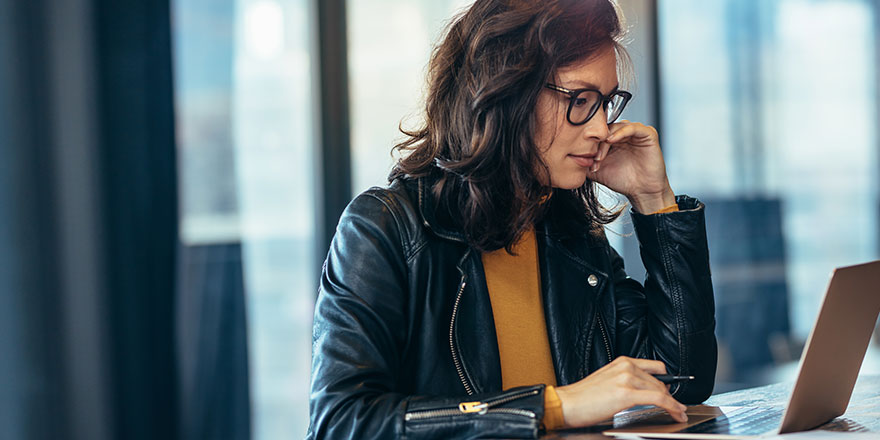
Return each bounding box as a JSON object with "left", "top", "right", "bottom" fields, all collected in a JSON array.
[
  {"left": 173, "top": 0, "right": 315, "bottom": 437},
  {"left": 659, "top": 0, "right": 878, "bottom": 388},
  {"left": 348, "top": 0, "right": 475, "bottom": 194}
]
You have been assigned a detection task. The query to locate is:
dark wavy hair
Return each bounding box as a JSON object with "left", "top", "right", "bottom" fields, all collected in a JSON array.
[{"left": 389, "top": 0, "right": 629, "bottom": 253}]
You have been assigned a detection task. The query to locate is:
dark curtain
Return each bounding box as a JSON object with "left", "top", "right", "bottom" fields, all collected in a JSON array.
[
  {"left": 93, "top": 0, "right": 181, "bottom": 438},
  {"left": 0, "top": 0, "right": 253, "bottom": 438},
  {"left": 0, "top": 1, "right": 65, "bottom": 438}
]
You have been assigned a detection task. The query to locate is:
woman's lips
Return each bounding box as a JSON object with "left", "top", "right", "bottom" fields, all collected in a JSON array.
[{"left": 568, "top": 154, "right": 596, "bottom": 168}]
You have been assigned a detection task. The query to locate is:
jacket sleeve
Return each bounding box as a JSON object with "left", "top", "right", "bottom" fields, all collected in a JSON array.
[
  {"left": 307, "top": 192, "right": 546, "bottom": 440},
  {"left": 612, "top": 195, "right": 717, "bottom": 404}
]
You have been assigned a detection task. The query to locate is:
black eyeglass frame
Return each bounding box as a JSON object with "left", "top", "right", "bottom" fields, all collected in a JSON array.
[{"left": 544, "top": 83, "right": 633, "bottom": 126}]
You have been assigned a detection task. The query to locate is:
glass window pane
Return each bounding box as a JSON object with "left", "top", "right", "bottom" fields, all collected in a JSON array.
[
  {"left": 173, "top": 0, "right": 315, "bottom": 437},
  {"left": 659, "top": 0, "right": 878, "bottom": 387},
  {"left": 348, "top": 0, "right": 475, "bottom": 194}
]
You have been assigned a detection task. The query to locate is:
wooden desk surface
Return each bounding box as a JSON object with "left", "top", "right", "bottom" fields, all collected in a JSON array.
[{"left": 541, "top": 375, "right": 880, "bottom": 439}]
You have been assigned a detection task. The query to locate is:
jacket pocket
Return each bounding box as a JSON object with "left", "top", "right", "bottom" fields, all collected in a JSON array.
[{"left": 405, "top": 387, "right": 539, "bottom": 422}]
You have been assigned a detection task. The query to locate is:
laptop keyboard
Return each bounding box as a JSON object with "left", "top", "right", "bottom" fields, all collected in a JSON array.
[{"left": 679, "top": 407, "right": 785, "bottom": 436}]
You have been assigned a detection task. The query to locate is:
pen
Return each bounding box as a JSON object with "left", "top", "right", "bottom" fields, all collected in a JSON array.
[{"left": 652, "top": 374, "right": 695, "bottom": 384}]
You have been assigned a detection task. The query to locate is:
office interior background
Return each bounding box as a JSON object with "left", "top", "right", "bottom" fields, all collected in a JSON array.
[{"left": 1, "top": 0, "right": 879, "bottom": 439}]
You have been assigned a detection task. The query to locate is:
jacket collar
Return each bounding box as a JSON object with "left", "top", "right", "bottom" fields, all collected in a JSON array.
[{"left": 416, "top": 176, "right": 469, "bottom": 243}]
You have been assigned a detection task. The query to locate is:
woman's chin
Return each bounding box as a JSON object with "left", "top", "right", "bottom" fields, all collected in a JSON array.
[{"left": 550, "top": 173, "right": 590, "bottom": 190}]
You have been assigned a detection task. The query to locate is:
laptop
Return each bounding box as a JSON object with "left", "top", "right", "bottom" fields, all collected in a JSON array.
[{"left": 604, "top": 260, "right": 880, "bottom": 439}]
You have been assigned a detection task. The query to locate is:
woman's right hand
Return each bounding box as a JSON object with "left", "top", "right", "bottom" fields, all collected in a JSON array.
[{"left": 553, "top": 356, "right": 689, "bottom": 427}]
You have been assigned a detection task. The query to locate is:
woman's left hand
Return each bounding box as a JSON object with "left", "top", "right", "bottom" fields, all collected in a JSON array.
[{"left": 590, "top": 120, "right": 676, "bottom": 214}]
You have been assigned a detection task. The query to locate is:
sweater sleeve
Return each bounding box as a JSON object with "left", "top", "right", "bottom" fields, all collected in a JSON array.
[
  {"left": 649, "top": 203, "right": 680, "bottom": 215},
  {"left": 542, "top": 385, "right": 566, "bottom": 430}
]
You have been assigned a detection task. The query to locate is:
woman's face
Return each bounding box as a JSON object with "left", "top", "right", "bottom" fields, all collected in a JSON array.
[{"left": 533, "top": 46, "right": 618, "bottom": 189}]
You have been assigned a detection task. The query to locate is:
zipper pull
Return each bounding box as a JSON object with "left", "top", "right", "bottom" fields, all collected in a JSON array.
[{"left": 458, "top": 401, "right": 489, "bottom": 415}]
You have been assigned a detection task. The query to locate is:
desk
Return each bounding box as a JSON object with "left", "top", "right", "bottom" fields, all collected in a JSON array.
[{"left": 541, "top": 375, "right": 880, "bottom": 439}]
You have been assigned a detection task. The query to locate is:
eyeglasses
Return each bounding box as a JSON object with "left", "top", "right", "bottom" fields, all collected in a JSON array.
[{"left": 545, "top": 83, "right": 632, "bottom": 126}]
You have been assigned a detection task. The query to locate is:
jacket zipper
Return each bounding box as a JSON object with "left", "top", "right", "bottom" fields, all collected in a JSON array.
[
  {"left": 449, "top": 275, "right": 474, "bottom": 395},
  {"left": 596, "top": 310, "right": 613, "bottom": 363},
  {"left": 405, "top": 388, "right": 539, "bottom": 421}
]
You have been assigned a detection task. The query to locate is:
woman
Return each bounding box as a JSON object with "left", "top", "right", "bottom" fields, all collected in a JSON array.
[{"left": 308, "top": 0, "right": 716, "bottom": 438}]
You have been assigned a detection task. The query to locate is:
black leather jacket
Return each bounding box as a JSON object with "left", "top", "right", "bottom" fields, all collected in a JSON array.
[{"left": 308, "top": 176, "right": 717, "bottom": 439}]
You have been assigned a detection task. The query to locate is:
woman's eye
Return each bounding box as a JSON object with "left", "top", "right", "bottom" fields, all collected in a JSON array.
[{"left": 573, "top": 98, "right": 588, "bottom": 107}]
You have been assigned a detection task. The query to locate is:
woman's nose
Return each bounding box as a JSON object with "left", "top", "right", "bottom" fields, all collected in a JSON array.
[{"left": 583, "top": 108, "right": 610, "bottom": 140}]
